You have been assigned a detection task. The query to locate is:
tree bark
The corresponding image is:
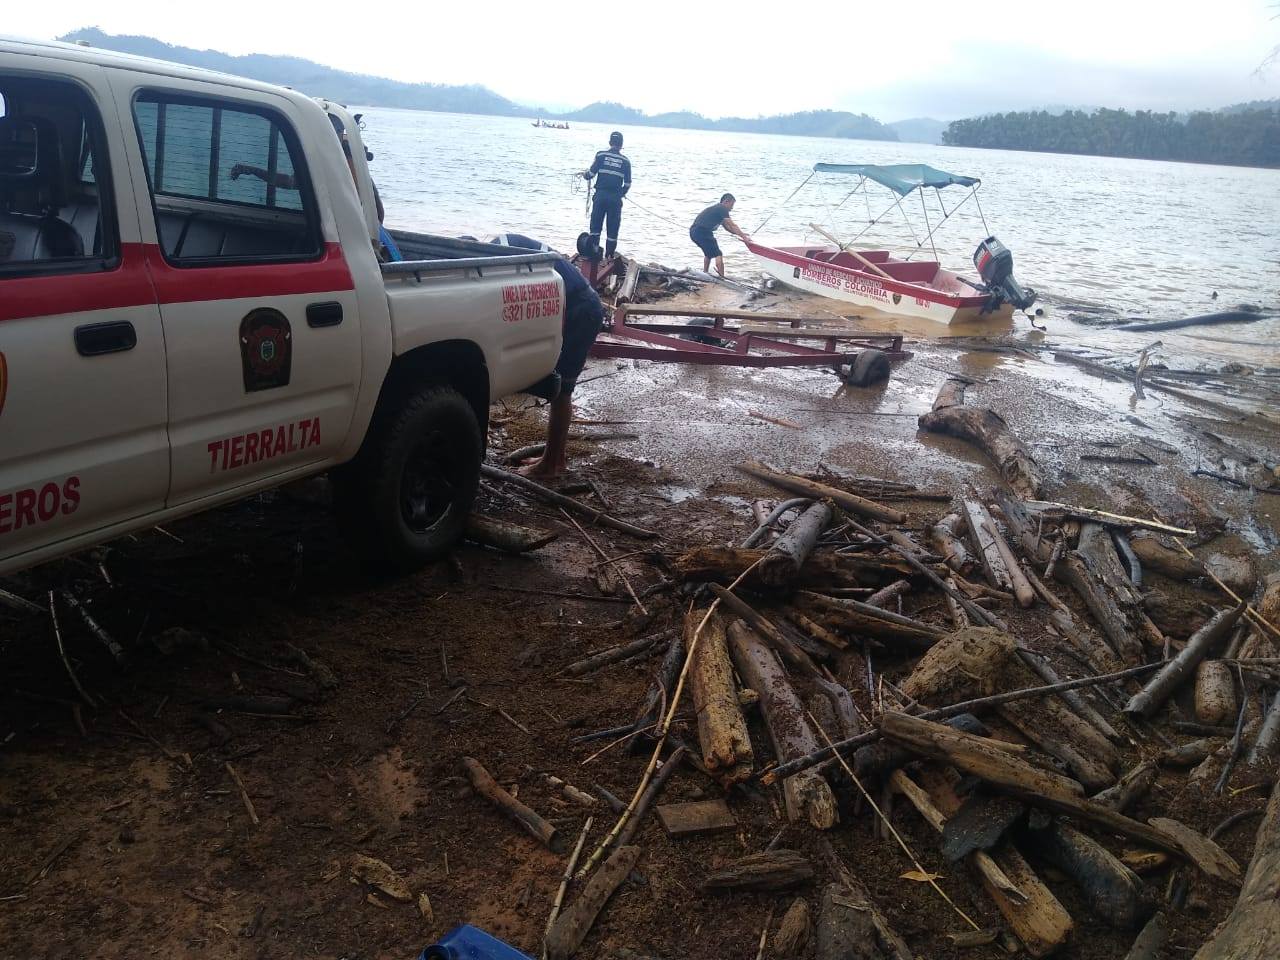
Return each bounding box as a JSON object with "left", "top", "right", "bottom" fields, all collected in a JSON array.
[
  {"left": 917, "top": 379, "right": 1043, "bottom": 499},
  {"left": 902, "top": 628, "right": 1119, "bottom": 791},
  {"left": 738, "top": 460, "right": 906, "bottom": 523},
  {"left": 633, "top": 631, "right": 686, "bottom": 733},
  {"left": 814, "top": 881, "right": 910, "bottom": 960},
  {"left": 1022, "top": 821, "right": 1156, "bottom": 929},
  {"left": 758, "top": 500, "right": 832, "bottom": 587},
  {"left": 727, "top": 621, "right": 838, "bottom": 829},
  {"left": 1130, "top": 532, "right": 1203, "bottom": 580},
  {"left": 702, "top": 849, "right": 815, "bottom": 892},
  {"left": 1195, "top": 660, "right": 1239, "bottom": 726},
  {"left": 962, "top": 499, "right": 1015, "bottom": 592},
  {"left": 879, "top": 712, "right": 1241, "bottom": 883},
  {"left": 996, "top": 493, "right": 1146, "bottom": 666},
  {"left": 794, "top": 591, "right": 943, "bottom": 651},
  {"left": 462, "top": 757, "right": 562, "bottom": 853},
  {"left": 465, "top": 514, "right": 559, "bottom": 553},
  {"left": 688, "top": 610, "right": 754, "bottom": 786},
  {"left": 1193, "top": 780, "right": 1280, "bottom": 958},
  {"left": 910, "top": 768, "right": 1073, "bottom": 958},
  {"left": 1125, "top": 605, "right": 1246, "bottom": 717},
  {"left": 929, "top": 513, "right": 976, "bottom": 575},
  {"left": 673, "top": 546, "right": 914, "bottom": 591},
  {"left": 545, "top": 845, "right": 640, "bottom": 960}
]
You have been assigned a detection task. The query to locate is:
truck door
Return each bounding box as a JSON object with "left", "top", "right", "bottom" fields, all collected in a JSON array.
[
  {"left": 0, "top": 63, "right": 168, "bottom": 571},
  {"left": 109, "top": 77, "right": 362, "bottom": 506}
]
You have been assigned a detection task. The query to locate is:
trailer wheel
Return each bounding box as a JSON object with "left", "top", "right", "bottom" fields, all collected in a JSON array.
[
  {"left": 334, "top": 386, "right": 481, "bottom": 573},
  {"left": 843, "top": 348, "right": 891, "bottom": 387}
]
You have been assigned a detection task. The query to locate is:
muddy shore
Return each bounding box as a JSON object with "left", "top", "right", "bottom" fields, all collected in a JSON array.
[{"left": 2, "top": 282, "right": 1279, "bottom": 960}]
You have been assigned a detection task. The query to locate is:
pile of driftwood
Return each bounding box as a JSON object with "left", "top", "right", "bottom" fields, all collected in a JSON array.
[{"left": 461, "top": 376, "right": 1280, "bottom": 959}]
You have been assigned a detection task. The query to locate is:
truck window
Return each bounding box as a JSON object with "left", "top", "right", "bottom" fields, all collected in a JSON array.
[
  {"left": 131, "top": 92, "right": 320, "bottom": 265},
  {"left": 0, "top": 76, "right": 117, "bottom": 275}
]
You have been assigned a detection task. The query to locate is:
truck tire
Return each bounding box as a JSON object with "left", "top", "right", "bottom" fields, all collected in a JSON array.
[{"left": 335, "top": 386, "right": 481, "bottom": 572}]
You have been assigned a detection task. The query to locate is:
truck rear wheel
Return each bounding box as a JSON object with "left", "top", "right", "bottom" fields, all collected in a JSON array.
[{"left": 335, "top": 386, "right": 481, "bottom": 572}]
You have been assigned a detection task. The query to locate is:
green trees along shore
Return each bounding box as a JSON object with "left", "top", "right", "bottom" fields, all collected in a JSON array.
[{"left": 943, "top": 107, "right": 1280, "bottom": 169}]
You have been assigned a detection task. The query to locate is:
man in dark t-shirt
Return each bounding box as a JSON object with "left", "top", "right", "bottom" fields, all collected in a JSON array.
[
  {"left": 689, "top": 194, "right": 751, "bottom": 277},
  {"left": 490, "top": 233, "right": 605, "bottom": 480}
]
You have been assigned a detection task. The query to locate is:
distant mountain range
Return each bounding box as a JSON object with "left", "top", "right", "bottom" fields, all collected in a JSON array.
[{"left": 59, "top": 29, "right": 909, "bottom": 142}]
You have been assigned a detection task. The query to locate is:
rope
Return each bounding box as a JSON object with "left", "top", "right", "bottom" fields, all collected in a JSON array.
[{"left": 624, "top": 195, "right": 686, "bottom": 230}]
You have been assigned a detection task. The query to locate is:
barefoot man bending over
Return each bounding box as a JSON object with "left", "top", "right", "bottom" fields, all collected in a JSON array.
[
  {"left": 689, "top": 193, "right": 751, "bottom": 278},
  {"left": 491, "top": 233, "right": 605, "bottom": 480}
]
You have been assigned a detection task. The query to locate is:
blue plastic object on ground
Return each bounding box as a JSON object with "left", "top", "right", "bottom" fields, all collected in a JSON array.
[{"left": 418, "top": 924, "right": 535, "bottom": 960}]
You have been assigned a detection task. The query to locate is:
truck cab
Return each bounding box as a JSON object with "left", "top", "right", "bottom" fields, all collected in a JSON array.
[{"left": 0, "top": 37, "right": 565, "bottom": 575}]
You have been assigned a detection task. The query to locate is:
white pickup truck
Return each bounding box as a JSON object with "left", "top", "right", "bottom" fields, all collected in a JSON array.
[{"left": 0, "top": 37, "right": 565, "bottom": 575}]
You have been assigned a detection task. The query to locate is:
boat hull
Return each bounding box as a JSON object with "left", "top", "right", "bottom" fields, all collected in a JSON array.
[{"left": 748, "top": 242, "right": 1010, "bottom": 325}]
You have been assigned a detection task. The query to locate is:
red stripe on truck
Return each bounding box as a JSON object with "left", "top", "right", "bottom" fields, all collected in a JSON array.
[{"left": 0, "top": 243, "right": 354, "bottom": 323}]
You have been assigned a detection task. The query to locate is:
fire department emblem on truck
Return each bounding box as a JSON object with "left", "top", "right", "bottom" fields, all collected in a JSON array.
[{"left": 239, "top": 309, "right": 293, "bottom": 393}]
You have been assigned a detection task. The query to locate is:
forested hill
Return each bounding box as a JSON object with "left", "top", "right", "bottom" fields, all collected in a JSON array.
[
  {"left": 58, "top": 29, "right": 897, "bottom": 141},
  {"left": 942, "top": 107, "right": 1280, "bottom": 168}
]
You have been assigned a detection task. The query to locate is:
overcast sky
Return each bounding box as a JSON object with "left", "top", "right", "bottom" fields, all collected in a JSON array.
[{"left": 7, "top": 1, "right": 1280, "bottom": 120}]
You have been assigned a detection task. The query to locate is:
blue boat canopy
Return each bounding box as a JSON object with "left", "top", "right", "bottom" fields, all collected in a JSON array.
[{"left": 812, "top": 163, "right": 980, "bottom": 196}]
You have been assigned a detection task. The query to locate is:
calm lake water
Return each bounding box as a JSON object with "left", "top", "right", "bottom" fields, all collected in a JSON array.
[{"left": 361, "top": 108, "right": 1280, "bottom": 365}]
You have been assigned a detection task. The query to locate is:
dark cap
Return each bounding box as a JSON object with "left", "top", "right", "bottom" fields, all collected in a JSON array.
[{"left": 609, "top": 131, "right": 623, "bottom": 147}]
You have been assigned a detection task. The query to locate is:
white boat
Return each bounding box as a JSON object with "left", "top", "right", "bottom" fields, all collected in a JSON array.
[{"left": 750, "top": 163, "right": 1036, "bottom": 325}]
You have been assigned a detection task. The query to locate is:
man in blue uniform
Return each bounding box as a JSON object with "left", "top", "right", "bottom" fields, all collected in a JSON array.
[
  {"left": 582, "top": 131, "right": 631, "bottom": 259},
  {"left": 490, "top": 234, "right": 605, "bottom": 480}
]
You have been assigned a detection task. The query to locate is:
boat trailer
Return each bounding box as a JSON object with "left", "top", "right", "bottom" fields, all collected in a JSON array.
[{"left": 588, "top": 303, "right": 911, "bottom": 383}]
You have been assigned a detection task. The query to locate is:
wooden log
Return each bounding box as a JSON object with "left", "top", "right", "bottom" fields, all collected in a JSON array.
[
  {"left": 1159, "top": 738, "right": 1222, "bottom": 767},
  {"left": 480, "top": 465, "right": 657, "bottom": 539},
  {"left": 545, "top": 844, "right": 640, "bottom": 960},
  {"left": 758, "top": 500, "right": 833, "bottom": 588},
  {"left": 962, "top": 499, "right": 1015, "bottom": 592},
  {"left": 1192, "top": 780, "right": 1280, "bottom": 959},
  {"left": 727, "top": 621, "right": 838, "bottom": 829},
  {"left": 738, "top": 460, "right": 906, "bottom": 524},
  {"left": 462, "top": 757, "right": 562, "bottom": 853},
  {"left": 794, "top": 591, "right": 944, "bottom": 651},
  {"left": 917, "top": 380, "right": 1043, "bottom": 499},
  {"left": 901, "top": 627, "right": 1119, "bottom": 791},
  {"left": 656, "top": 799, "right": 736, "bottom": 838},
  {"left": 929, "top": 513, "right": 976, "bottom": 575},
  {"left": 865, "top": 579, "right": 910, "bottom": 610},
  {"left": 772, "top": 897, "right": 812, "bottom": 958},
  {"left": 1125, "top": 605, "right": 1246, "bottom": 717},
  {"left": 1017, "top": 647, "right": 1123, "bottom": 744},
  {"left": 1124, "top": 912, "right": 1168, "bottom": 960},
  {"left": 813, "top": 881, "right": 910, "bottom": 960},
  {"left": 633, "top": 630, "right": 686, "bottom": 733},
  {"left": 563, "top": 633, "right": 664, "bottom": 677},
  {"left": 1093, "top": 761, "right": 1158, "bottom": 814},
  {"left": 1022, "top": 821, "right": 1156, "bottom": 929},
  {"left": 1023, "top": 498, "right": 1195, "bottom": 537},
  {"left": 1130, "top": 532, "right": 1203, "bottom": 580},
  {"left": 464, "top": 514, "right": 559, "bottom": 553},
  {"left": 1205, "top": 553, "right": 1258, "bottom": 599},
  {"left": 996, "top": 493, "right": 1146, "bottom": 666},
  {"left": 981, "top": 507, "right": 1037, "bottom": 608},
  {"left": 783, "top": 608, "right": 848, "bottom": 651},
  {"left": 1248, "top": 691, "right": 1280, "bottom": 765},
  {"left": 688, "top": 610, "right": 754, "bottom": 786},
  {"left": 614, "top": 747, "right": 686, "bottom": 848},
  {"left": 909, "top": 769, "right": 1073, "bottom": 958},
  {"left": 673, "top": 545, "right": 915, "bottom": 590},
  {"left": 702, "top": 849, "right": 815, "bottom": 892},
  {"left": 1196, "top": 660, "right": 1239, "bottom": 726},
  {"left": 879, "top": 712, "right": 1241, "bottom": 882}
]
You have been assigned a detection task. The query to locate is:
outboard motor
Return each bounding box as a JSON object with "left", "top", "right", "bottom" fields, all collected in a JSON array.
[{"left": 973, "top": 236, "right": 1037, "bottom": 312}]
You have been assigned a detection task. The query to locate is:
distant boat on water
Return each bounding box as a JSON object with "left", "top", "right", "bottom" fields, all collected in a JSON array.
[{"left": 532, "top": 119, "right": 569, "bottom": 129}]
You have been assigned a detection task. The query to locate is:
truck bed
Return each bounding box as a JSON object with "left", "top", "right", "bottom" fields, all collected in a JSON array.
[{"left": 384, "top": 231, "right": 561, "bottom": 271}]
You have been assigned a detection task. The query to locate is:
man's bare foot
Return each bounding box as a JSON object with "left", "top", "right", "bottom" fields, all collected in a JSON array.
[{"left": 518, "top": 456, "right": 568, "bottom": 482}]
